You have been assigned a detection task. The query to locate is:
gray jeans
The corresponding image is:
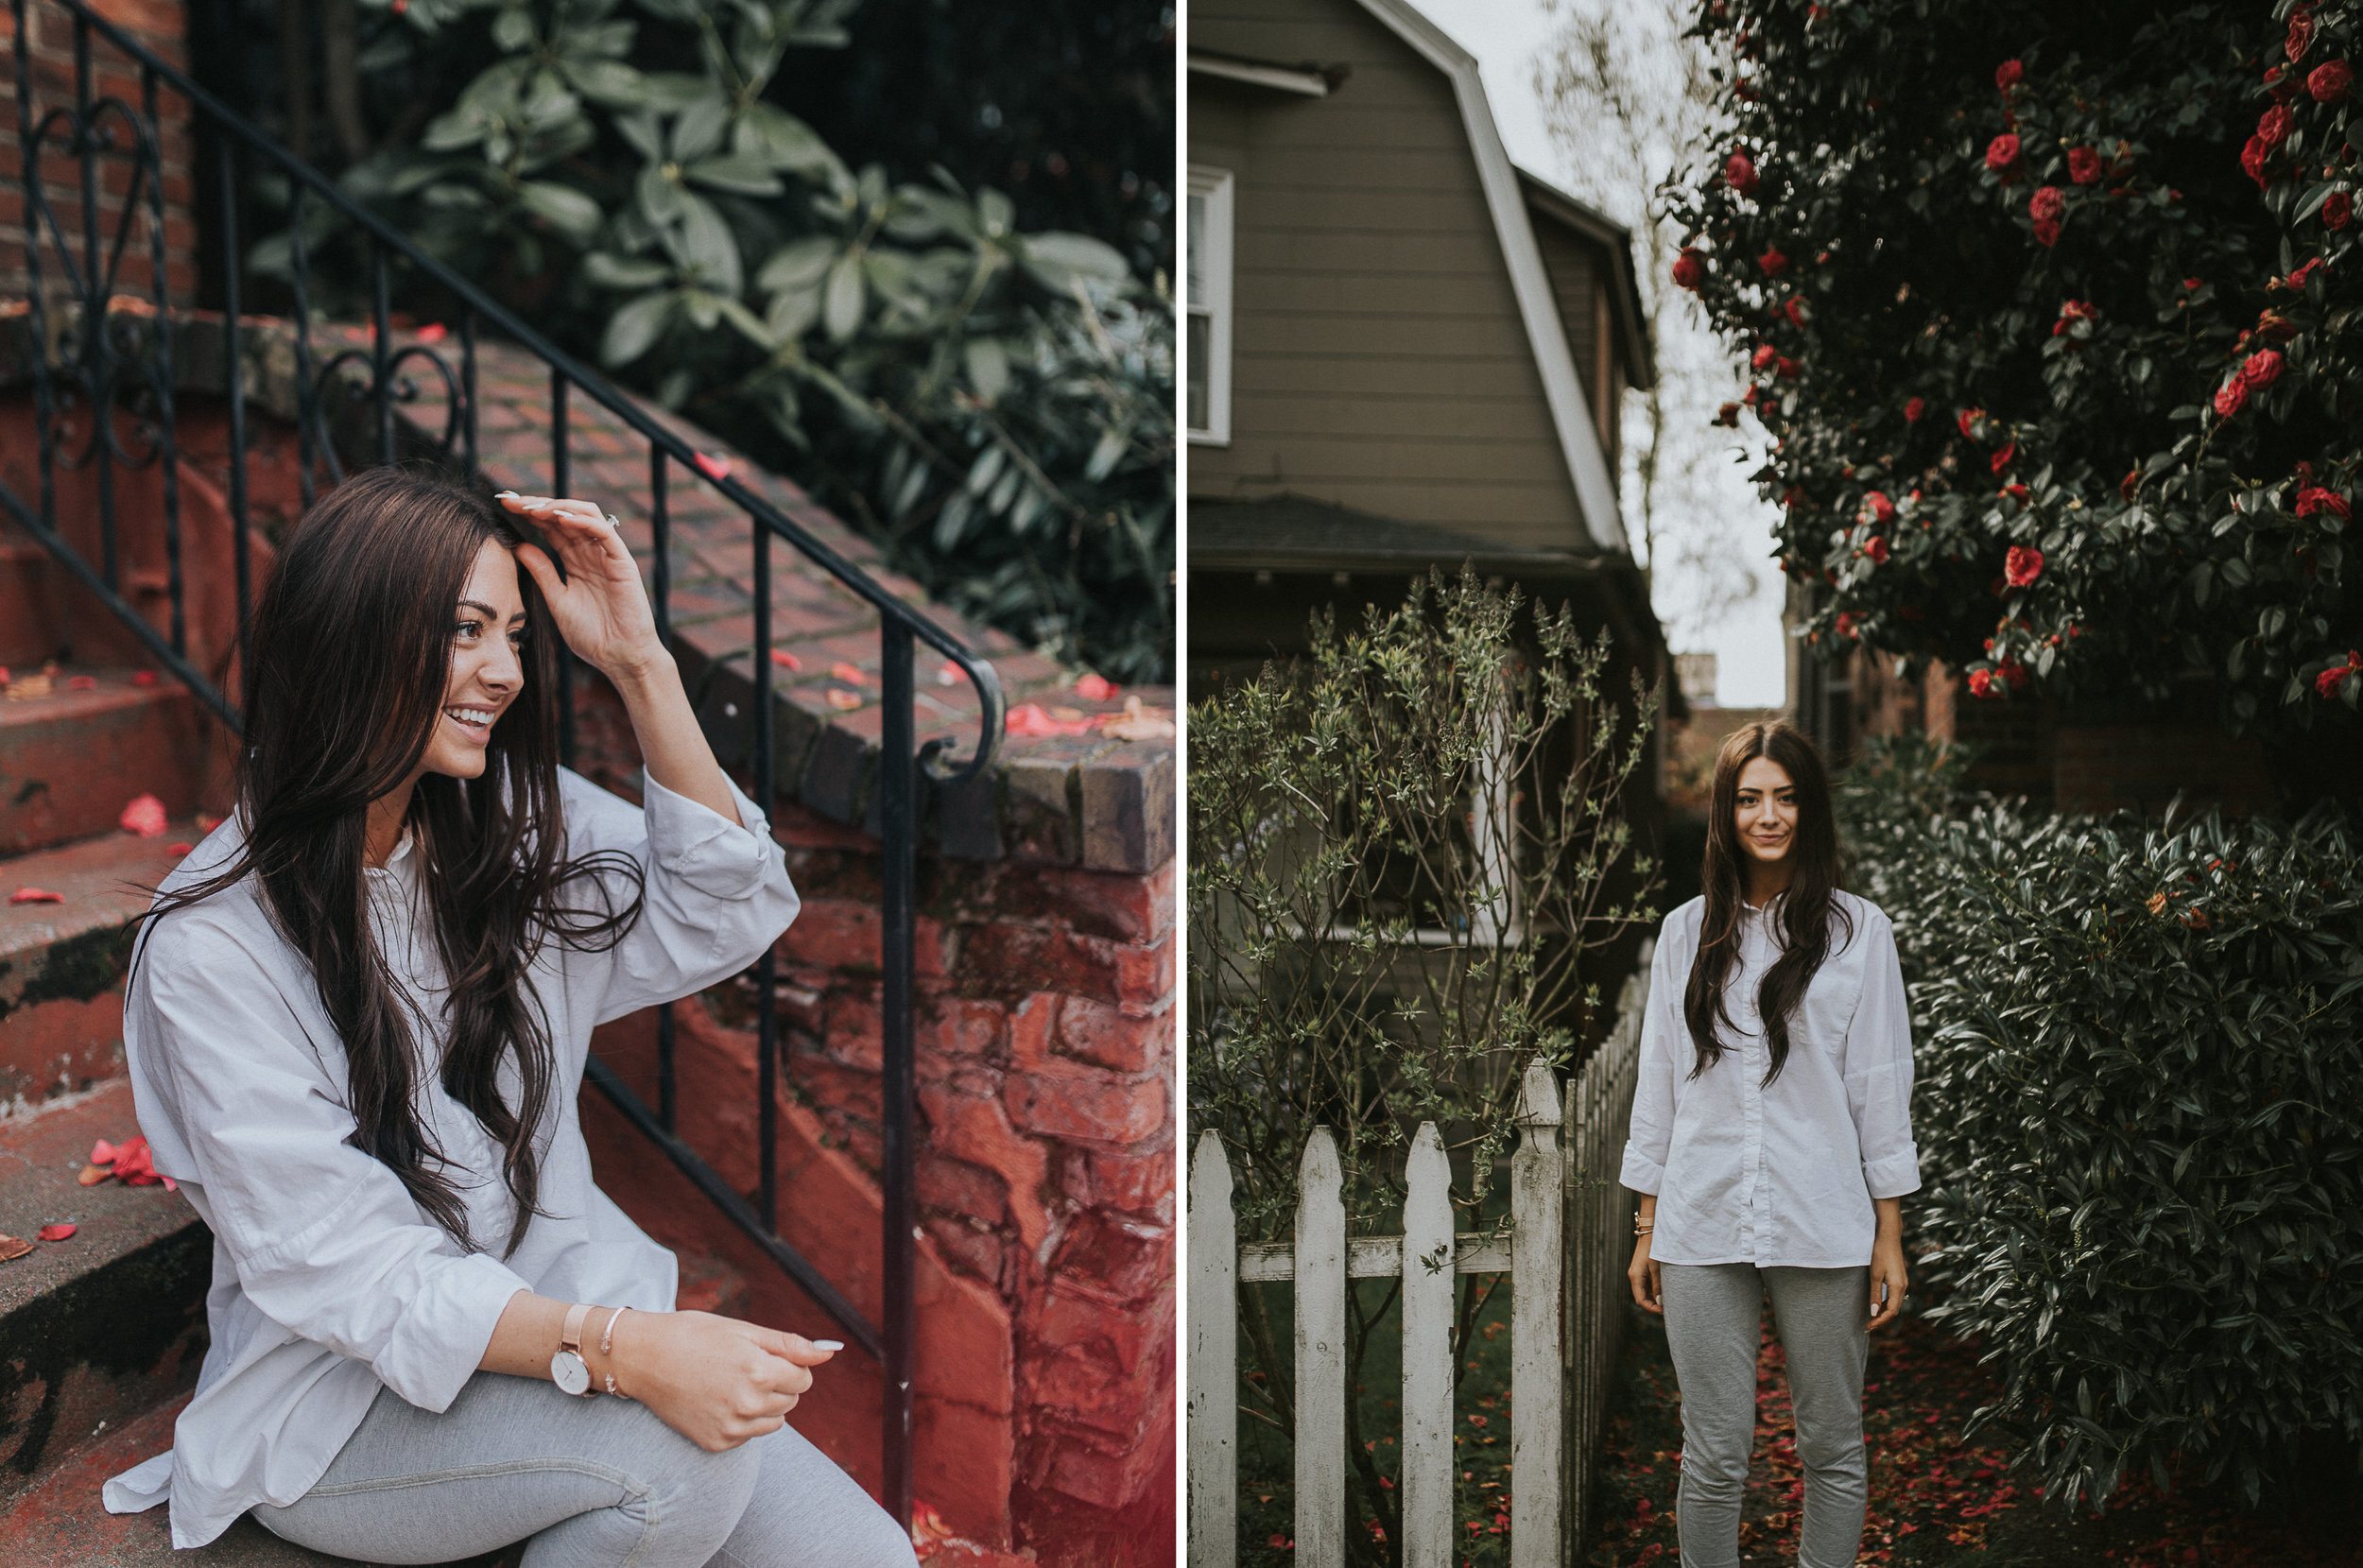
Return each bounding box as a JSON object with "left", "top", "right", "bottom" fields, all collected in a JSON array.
[
  {"left": 251, "top": 1373, "right": 918, "bottom": 1568},
  {"left": 1659, "top": 1262, "right": 1869, "bottom": 1568}
]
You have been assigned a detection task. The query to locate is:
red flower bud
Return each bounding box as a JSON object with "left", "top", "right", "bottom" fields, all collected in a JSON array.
[
  {"left": 1726, "top": 149, "right": 1760, "bottom": 195},
  {"left": 1958, "top": 406, "right": 1985, "bottom": 440},
  {"left": 2005, "top": 545, "right": 2044, "bottom": 588},
  {"left": 1673, "top": 248, "right": 1706, "bottom": 291},
  {"left": 1991, "top": 441, "right": 2017, "bottom": 474},
  {"left": 1760, "top": 246, "right": 1790, "bottom": 276},
  {"left": 1905, "top": 396, "right": 1926, "bottom": 422},
  {"left": 1836, "top": 612, "right": 1859, "bottom": 639},
  {"left": 2066, "top": 146, "right": 2103, "bottom": 184},
  {"left": 1776, "top": 355, "right": 1800, "bottom": 380},
  {"left": 2317, "top": 657, "right": 2356, "bottom": 699},
  {"left": 1865, "top": 535, "right": 1890, "bottom": 564},
  {"left": 1751, "top": 343, "right": 1779, "bottom": 370},
  {"left": 2288, "top": 9, "right": 2316, "bottom": 64},
  {"left": 2310, "top": 60, "right": 2352, "bottom": 103},
  {"left": 1784, "top": 296, "right": 1808, "bottom": 327},
  {"left": 1859, "top": 491, "right": 1896, "bottom": 525},
  {"left": 1968, "top": 668, "right": 1996, "bottom": 698}
]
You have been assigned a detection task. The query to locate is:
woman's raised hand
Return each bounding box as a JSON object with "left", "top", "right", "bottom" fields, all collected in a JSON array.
[
  {"left": 499, "top": 494, "right": 665, "bottom": 682},
  {"left": 601, "top": 1309, "right": 837, "bottom": 1453}
]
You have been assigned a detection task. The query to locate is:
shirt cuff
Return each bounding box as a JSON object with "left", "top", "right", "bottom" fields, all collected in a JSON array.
[
  {"left": 641, "top": 772, "right": 776, "bottom": 900},
  {"left": 1617, "top": 1144, "right": 1665, "bottom": 1197},
  {"left": 377, "top": 1256, "right": 533, "bottom": 1413},
  {"left": 1863, "top": 1147, "right": 1923, "bottom": 1201}
]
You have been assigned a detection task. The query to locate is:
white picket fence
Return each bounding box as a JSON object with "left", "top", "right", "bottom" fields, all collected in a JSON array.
[{"left": 1187, "top": 941, "right": 1652, "bottom": 1567}]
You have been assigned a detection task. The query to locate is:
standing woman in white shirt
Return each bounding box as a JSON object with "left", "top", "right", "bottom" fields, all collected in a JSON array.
[
  {"left": 105, "top": 468, "right": 917, "bottom": 1567},
  {"left": 1619, "top": 719, "right": 1919, "bottom": 1568}
]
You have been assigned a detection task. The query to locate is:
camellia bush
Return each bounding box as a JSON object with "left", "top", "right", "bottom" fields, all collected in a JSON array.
[
  {"left": 1665, "top": 0, "right": 2360, "bottom": 732},
  {"left": 1838, "top": 751, "right": 2363, "bottom": 1507},
  {"left": 253, "top": 0, "right": 1173, "bottom": 681}
]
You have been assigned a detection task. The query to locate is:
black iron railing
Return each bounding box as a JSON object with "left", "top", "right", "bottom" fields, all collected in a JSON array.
[{"left": 4, "top": 0, "right": 1004, "bottom": 1522}]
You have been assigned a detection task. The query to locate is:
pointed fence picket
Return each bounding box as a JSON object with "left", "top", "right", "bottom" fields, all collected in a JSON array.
[{"left": 1186, "top": 939, "right": 1655, "bottom": 1567}]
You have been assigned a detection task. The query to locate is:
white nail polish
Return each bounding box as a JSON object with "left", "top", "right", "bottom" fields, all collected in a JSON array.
[{"left": 811, "top": 1340, "right": 844, "bottom": 1352}]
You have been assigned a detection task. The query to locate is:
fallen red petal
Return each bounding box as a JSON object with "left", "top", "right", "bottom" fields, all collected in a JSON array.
[
  {"left": 90, "top": 1138, "right": 116, "bottom": 1164},
  {"left": 130, "top": 669, "right": 159, "bottom": 686},
  {"left": 1074, "top": 672, "right": 1118, "bottom": 702},
  {"left": 119, "top": 794, "right": 169, "bottom": 837},
  {"left": 769, "top": 648, "right": 802, "bottom": 670},
  {"left": 694, "top": 452, "right": 733, "bottom": 481},
  {"left": 9, "top": 887, "right": 64, "bottom": 904},
  {"left": 830, "top": 661, "right": 867, "bottom": 685},
  {"left": 67, "top": 675, "right": 97, "bottom": 690},
  {"left": 37, "top": 1223, "right": 76, "bottom": 1241},
  {"left": 166, "top": 842, "right": 193, "bottom": 855}
]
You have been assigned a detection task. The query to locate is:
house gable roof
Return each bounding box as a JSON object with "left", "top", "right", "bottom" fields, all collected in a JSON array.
[
  {"left": 1347, "top": 0, "right": 1630, "bottom": 555},
  {"left": 1516, "top": 165, "right": 1657, "bottom": 394}
]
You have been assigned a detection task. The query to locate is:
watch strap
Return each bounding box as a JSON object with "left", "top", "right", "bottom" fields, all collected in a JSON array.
[{"left": 561, "top": 1300, "right": 594, "bottom": 1355}]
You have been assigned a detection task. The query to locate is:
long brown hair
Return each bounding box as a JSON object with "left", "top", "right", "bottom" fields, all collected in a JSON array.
[
  {"left": 1682, "top": 719, "right": 1853, "bottom": 1087},
  {"left": 142, "top": 467, "right": 643, "bottom": 1256}
]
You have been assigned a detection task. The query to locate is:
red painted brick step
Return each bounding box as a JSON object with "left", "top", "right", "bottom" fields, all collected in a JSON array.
[{"left": 0, "top": 668, "right": 222, "bottom": 856}]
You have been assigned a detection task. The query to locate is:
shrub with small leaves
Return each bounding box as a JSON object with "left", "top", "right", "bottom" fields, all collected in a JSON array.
[{"left": 1843, "top": 759, "right": 2363, "bottom": 1507}]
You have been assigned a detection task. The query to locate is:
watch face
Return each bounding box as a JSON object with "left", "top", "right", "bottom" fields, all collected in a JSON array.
[{"left": 550, "top": 1349, "right": 592, "bottom": 1397}]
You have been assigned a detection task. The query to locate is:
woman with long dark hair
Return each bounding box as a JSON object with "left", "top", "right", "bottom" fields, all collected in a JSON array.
[
  {"left": 100, "top": 469, "right": 916, "bottom": 1566},
  {"left": 1619, "top": 719, "right": 1918, "bottom": 1568}
]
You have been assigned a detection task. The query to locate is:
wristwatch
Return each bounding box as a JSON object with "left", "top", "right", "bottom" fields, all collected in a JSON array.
[{"left": 551, "top": 1301, "right": 596, "bottom": 1397}]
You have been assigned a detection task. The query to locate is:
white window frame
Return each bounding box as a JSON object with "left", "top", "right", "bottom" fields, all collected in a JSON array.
[{"left": 1186, "top": 164, "right": 1234, "bottom": 446}]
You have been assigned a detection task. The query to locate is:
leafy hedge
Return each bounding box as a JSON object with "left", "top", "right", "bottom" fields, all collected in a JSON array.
[
  {"left": 1665, "top": 0, "right": 2361, "bottom": 732},
  {"left": 1841, "top": 753, "right": 2363, "bottom": 1505}
]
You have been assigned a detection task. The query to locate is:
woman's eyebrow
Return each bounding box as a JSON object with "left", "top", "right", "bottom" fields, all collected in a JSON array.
[{"left": 456, "top": 598, "right": 526, "bottom": 623}]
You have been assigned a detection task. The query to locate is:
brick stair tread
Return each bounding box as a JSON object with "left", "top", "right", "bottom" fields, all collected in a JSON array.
[
  {"left": 0, "top": 1390, "right": 517, "bottom": 1568},
  {"left": 0, "top": 826, "right": 195, "bottom": 976},
  {"left": 0, "top": 667, "right": 215, "bottom": 857},
  {"left": 0, "top": 1080, "right": 198, "bottom": 1318}
]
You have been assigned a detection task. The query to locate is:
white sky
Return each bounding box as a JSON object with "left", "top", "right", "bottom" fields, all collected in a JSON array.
[{"left": 1411, "top": 0, "right": 1789, "bottom": 709}]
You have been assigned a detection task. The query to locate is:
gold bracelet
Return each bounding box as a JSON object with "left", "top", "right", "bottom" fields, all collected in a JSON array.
[{"left": 599, "top": 1305, "right": 633, "bottom": 1400}]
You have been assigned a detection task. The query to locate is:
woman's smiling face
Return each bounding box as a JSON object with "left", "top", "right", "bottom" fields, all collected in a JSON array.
[
  {"left": 419, "top": 539, "right": 526, "bottom": 782},
  {"left": 1733, "top": 754, "right": 1800, "bottom": 869}
]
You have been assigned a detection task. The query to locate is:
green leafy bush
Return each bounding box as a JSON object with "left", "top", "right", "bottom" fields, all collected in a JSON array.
[
  {"left": 1664, "top": 0, "right": 2360, "bottom": 732},
  {"left": 252, "top": 0, "right": 1173, "bottom": 681},
  {"left": 1843, "top": 763, "right": 2363, "bottom": 1505}
]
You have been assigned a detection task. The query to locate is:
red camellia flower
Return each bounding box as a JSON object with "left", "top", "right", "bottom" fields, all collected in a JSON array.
[
  {"left": 2005, "top": 545, "right": 2044, "bottom": 588},
  {"left": 1776, "top": 355, "right": 1800, "bottom": 380},
  {"left": 1784, "top": 297, "right": 1809, "bottom": 328},
  {"left": 1760, "top": 246, "right": 1790, "bottom": 276},
  {"left": 2001, "top": 657, "right": 2031, "bottom": 689},
  {"left": 2214, "top": 377, "right": 2249, "bottom": 418},
  {"left": 1864, "top": 535, "right": 1890, "bottom": 564},
  {"left": 1958, "top": 406, "right": 1985, "bottom": 440},
  {"left": 2288, "top": 257, "right": 2326, "bottom": 291},
  {"left": 2288, "top": 8, "right": 2315, "bottom": 64},
  {"left": 1905, "top": 396, "right": 1926, "bottom": 422},
  {"left": 1859, "top": 491, "right": 1896, "bottom": 525},
  {"left": 2325, "top": 192, "right": 2354, "bottom": 231},
  {"left": 2241, "top": 135, "right": 2272, "bottom": 188},
  {"left": 2317, "top": 652, "right": 2359, "bottom": 699},
  {"left": 1994, "top": 59, "right": 2024, "bottom": 90},
  {"left": 2052, "top": 299, "right": 2099, "bottom": 343},
  {"left": 2241, "top": 349, "right": 2285, "bottom": 389},
  {"left": 1985, "top": 132, "right": 2022, "bottom": 173},
  {"left": 1991, "top": 441, "right": 2017, "bottom": 474},
  {"left": 2310, "top": 60, "right": 2353, "bottom": 101},
  {"left": 2258, "top": 104, "right": 2295, "bottom": 148},
  {"left": 1751, "top": 343, "right": 1778, "bottom": 370},
  {"left": 2266, "top": 64, "right": 2297, "bottom": 103},
  {"left": 1726, "top": 149, "right": 1760, "bottom": 195},
  {"left": 1673, "top": 248, "right": 1705, "bottom": 291},
  {"left": 2028, "top": 185, "right": 2065, "bottom": 246},
  {"left": 1836, "top": 612, "right": 1859, "bottom": 639},
  {"left": 2257, "top": 311, "right": 2298, "bottom": 341},
  {"left": 2066, "top": 146, "right": 2103, "bottom": 184},
  {"left": 1968, "top": 667, "right": 1996, "bottom": 698},
  {"left": 2296, "top": 487, "right": 2353, "bottom": 520}
]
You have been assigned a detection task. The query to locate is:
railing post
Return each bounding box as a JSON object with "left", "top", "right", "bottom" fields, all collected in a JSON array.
[
  {"left": 879, "top": 616, "right": 917, "bottom": 1528},
  {"left": 550, "top": 369, "right": 573, "bottom": 767},
  {"left": 1509, "top": 1060, "right": 1563, "bottom": 1568},
  {"left": 73, "top": 13, "right": 119, "bottom": 592},
  {"left": 289, "top": 182, "right": 317, "bottom": 507},
  {"left": 371, "top": 248, "right": 394, "bottom": 464},
  {"left": 14, "top": 0, "right": 58, "bottom": 572},
  {"left": 1401, "top": 1122, "right": 1453, "bottom": 1568},
  {"left": 1186, "top": 1132, "right": 1236, "bottom": 1568},
  {"left": 1294, "top": 1127, "right": 1346, "bottom": 1568},
  {"left": 141, "top": 65, "right": 182, "bottom": 658},
  {"left": 219, "top": 137, "right": 251, "bottom": 677}
]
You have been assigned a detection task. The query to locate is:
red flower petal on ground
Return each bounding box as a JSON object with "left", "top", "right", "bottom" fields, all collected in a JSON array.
[
  {"left": 415, "top": 322, "right": 448, "bottom": 344},
  {"left": 2005, "top": 545, "right": 2044, "bottom": 588},
  {"left": 769, "top": 648, "right": 802, "bottom": 670},
  {"left": 1075, "top": 672, "right": 1118, "bottom": 701},
  {"left": 112, "top": 1138, "right": 161, "bottom": 1185},
  {"left": 694, "top": 452, "right": 733, "bottom": 482},
  {"left": 37, "top": 1224, "right": 75, "bottom": 1242},
  {"left": 91, "top": 1139, "right": 117, "bottom": 1164},
  {"left": 129, "top": 669, "right": 158, "bottom": 686},
  {"left": 9, "top": 887, "right": 64, "bottom": 905},
  {"left": 119, "top": 794, "right": 168, "bottom": 837}
]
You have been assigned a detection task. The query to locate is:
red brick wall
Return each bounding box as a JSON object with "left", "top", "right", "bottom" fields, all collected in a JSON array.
[
  {"left": 0, "top": 0, "right": 198, "bottom": 306},
  {"left": 574, "top": 683, "right": 1178, "bottom": 1567}
]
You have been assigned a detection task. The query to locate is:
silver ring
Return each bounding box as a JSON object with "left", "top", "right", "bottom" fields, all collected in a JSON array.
[{"left": 603, "top": 512, "right": 620, "bottom": 528}]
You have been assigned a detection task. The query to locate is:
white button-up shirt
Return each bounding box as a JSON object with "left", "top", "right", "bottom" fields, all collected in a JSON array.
[
  {"left": 101, "top": 769, "right": 799, "bottom": 1548},
  {"left": 1619, "top": 891, "right": 1920, "bottom": 1268}
]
